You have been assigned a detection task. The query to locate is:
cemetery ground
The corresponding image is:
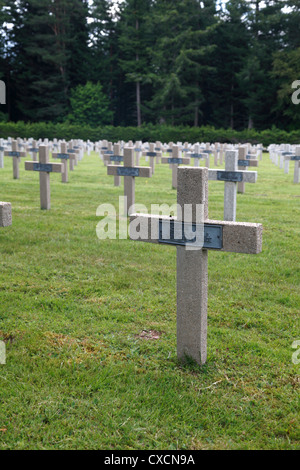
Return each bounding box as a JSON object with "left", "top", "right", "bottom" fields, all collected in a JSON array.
[{"left": 0, "top": 149, "right": 299, "bottom": 450}]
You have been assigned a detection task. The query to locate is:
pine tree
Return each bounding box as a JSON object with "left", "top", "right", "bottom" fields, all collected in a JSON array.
[{"left": 7, "top": 0, "right": 90, "bottom": 122}]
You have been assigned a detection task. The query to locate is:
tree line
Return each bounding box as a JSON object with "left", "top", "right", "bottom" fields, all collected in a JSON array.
[{"left": 0, "top": 0, "right": 299, "bottom": 131}]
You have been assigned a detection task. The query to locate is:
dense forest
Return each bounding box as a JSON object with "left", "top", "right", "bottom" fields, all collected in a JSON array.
[{"left": 0, "top": 0, "right": 299, "bottom": 131}]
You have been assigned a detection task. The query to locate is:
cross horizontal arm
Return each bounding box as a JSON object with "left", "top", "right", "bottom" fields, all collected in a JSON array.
[
  {"left": 4, "top": 151, "right": 26, "bottom": 158},
  {"left": 25, "top": 161, "right": 63, "bottom": 173},
  {"left": 129, "top": 214, "right": 262, "bottom": 254},
  {"left": 208, "top": 169, "right": 257, "bottom": 183}
]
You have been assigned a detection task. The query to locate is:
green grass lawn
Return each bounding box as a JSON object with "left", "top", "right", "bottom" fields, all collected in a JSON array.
[{"left": 0, "top": 149, "right": 299, "bottom": 450}]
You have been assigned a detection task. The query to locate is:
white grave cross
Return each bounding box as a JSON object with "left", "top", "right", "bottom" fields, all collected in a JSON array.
[
  {"left": 107, "top": 147, "right": 152, "bottom": 215},
  {"left": 25, "top": 145, "right": 63, "bottom": 210},
  {"left": 4, "top": 140, "right": 26, "bottom": 179},
  {"left": 208, "top": 150, "right": 257, "bottom": 221}
]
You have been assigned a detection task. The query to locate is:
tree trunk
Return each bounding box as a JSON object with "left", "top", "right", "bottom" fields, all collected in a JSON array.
[{"left": 136, "top": 80, "right": 142, "bottom": 127}]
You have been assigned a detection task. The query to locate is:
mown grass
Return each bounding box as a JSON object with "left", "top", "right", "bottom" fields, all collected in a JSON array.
[{"left": 0, "top": 149, "right": 299, "bottom": 450}]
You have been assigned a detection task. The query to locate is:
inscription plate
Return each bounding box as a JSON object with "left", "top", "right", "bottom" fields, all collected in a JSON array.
[
  {"left": 147, "top": 152, "right": 157, "bottom": 157},
  {"left": 191, "top": 153, "right": 203, "bottom": 159},
  {"left": 291, "top": 156, "right": 300, "bottom": 161},
  {"left": 29, "top": 148, "right": 39, "bottom": 152},
  {"left": 238, "top": 160, "right": 250, "bottom": 167},
  {"left": 168, "top": 158, "right": 183, "bottom": 164},
  {"left": 217, "top": 171, "right": 243, "bottom": 182},
  {"left": 33, "top": 163, "right": 53, "bottom": 172},
  {"left": 134, "top": 148, "right": 142, "bottom": 152},
  {"left": 68, "top": 149, "right": 76, "bottom": 154},
  {"left": 282, "top": 152, "right": 293, "bottom": 156},
  {"left": 7, "top": 151, "right": 20, "bottom": 157},
  {"left": 117, "top": 167, "right": 140, "bottom": 177},
  {"left": 104, "top": 150, "right": 114, "bottom": 155},
  {"left": 110, "top": 155, "right": 123, "bottom": 162},
  {"left": 0, "top": 146, "right": 5, "bottom": 151},
  {"left": 57, "top": 153, "right": 69, "bottom": 160},
  {"left": 158, "top": 220, "right": 223, "bottom": 249}
]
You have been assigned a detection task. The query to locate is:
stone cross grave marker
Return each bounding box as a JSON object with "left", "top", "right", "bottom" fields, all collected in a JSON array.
[
  {"left": 27, "top": 140, "right": 39, "bottom": 162},
  {"left": 104, "top": 143, "right": 124, "bottom": 187},
  {"left": 142, "top": 143, "right": 162, "bottom": 175},
  {"left": 290, "top": 146, "right": 300, "bottom": 183},
  {"left": 238, "top": 146, "right": 258, "bottom": 194},
  {"left": 67, "top": 141, "right": 79, "bottom": 170},
  {"left": 4, "top": 140, "right": 26, "bottom": 179},
  {"left": 107, "top": 147, "right": 152, "bottom": 215},
  {"left": 0, "top": 202, "right": 12, "bottom": 227},
  {"left": 208, "top": 150, "right": 257, "bottom": 221},
  {"left": 161, "top": 145, "right": 190, "bottom": 189},
  {"left": 0, "top": 138, "right": 6, "bottom": 168},
  {"left": 52, "top": 142, "right": 73, "bottom": 183},
  {"left": 129, "top": 167, "right": 263, "bottom": 365},
  {"left": 25, "top": 145, "right": 63, "bottom": 210}
]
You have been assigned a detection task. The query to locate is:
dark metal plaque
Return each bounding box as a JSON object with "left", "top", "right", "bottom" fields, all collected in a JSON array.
[
  {"left": 33, "top": 163, "right": 53, "bottom": 172},
  {"left": 134, "top": 148, "right": 142, "bottom": 152},
  {"left": 68, "top": 149, "right": 76, "bottom": 154},
  {"left": 29, "top": 148, "right": 39, "bottom": 152},
  {"left": 291, "top": 156, "right": 300, "bottom": 161},
  {"left": 158, "top": 220, "right": 223, "bottom": 249},
  {"left": 166, "top": 149, "right": 173, "bottom": 153},
  {"left": 0, "top": 146, "right": 5, "bottom": 151},
  {"left": 155, "top": 147, "right": 161, "bottom": 151},
  {"left": 57, "top": 153, "right": 69, "bottom": 160},
  {"left": 104, "top": 150, "right": 114, "bottom": 155},
  {"left": 203, "top": 150, "right": 211, "bottom": 154},
  {"left": 117, "top": 167, "right": 140, "bottom": 177},
  {"left": 282, "top": 152, "right": 293, "bottom": 156},
  {"left": 110, "top": 155, "right": 123, "bottom": 162},
  {"left": 168, "top": 158, "right": 183, "bottom": 164},
  {"left": 238, "top": 160, "right": 249, "bottom": 167},
  {"left": 7, "top": 151, "right": 20, "bottom": 157},
  {"left": 217, "top": 171, "right": 243, "bottom": 182},
  {"left": 191, "top": 153, "right": 202, "bottom": 158},
  {"left": 147, "top": 152, "right": 157, "bottom": 157}
]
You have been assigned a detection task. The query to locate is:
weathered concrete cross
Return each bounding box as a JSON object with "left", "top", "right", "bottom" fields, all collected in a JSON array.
[
  {"left": 27, "top": 140, "right": 39, "bottom": 162},
  {"left": 25, "top": 145, "right": 63, "bottom": 210},
  {"left": 142, "top": 143, "right": 162, "bottom": 175},
  {"left": 238, "top": 146, "right": 258, "bottom": 194},
  {"left": 52, "top": 142, "right": 72, "bottom": 183},
  {"left": 129, "top": 167, "right": 262, "bottom": 365},
  {"left": 104, "top": 143, "right": 124, "bottom": 187},
  {"left": 4, "top": 140, "right": 26, "bottom": 179},
  {"left": 107, "top": 147, "right": 152, "bottom": 215},
  {"left": 208, "top": 150, "right": 257, "bottom": 221},
  {"left": 161, "top": 145, "right": 190, "bottom": 189},
  {"left": 0, "top": 138, "right": 6, "bottom": 168}
]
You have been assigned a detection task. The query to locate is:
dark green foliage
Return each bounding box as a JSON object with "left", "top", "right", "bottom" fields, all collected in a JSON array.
[
  {"left": 1, "top": 0, "right": 300, "bottom": 129},
  {"left": 67, "top": 82, "right": 113, "bottom": 126},
  {"left": 1, "top": 120, "right": 300, "bottom": 146}
]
